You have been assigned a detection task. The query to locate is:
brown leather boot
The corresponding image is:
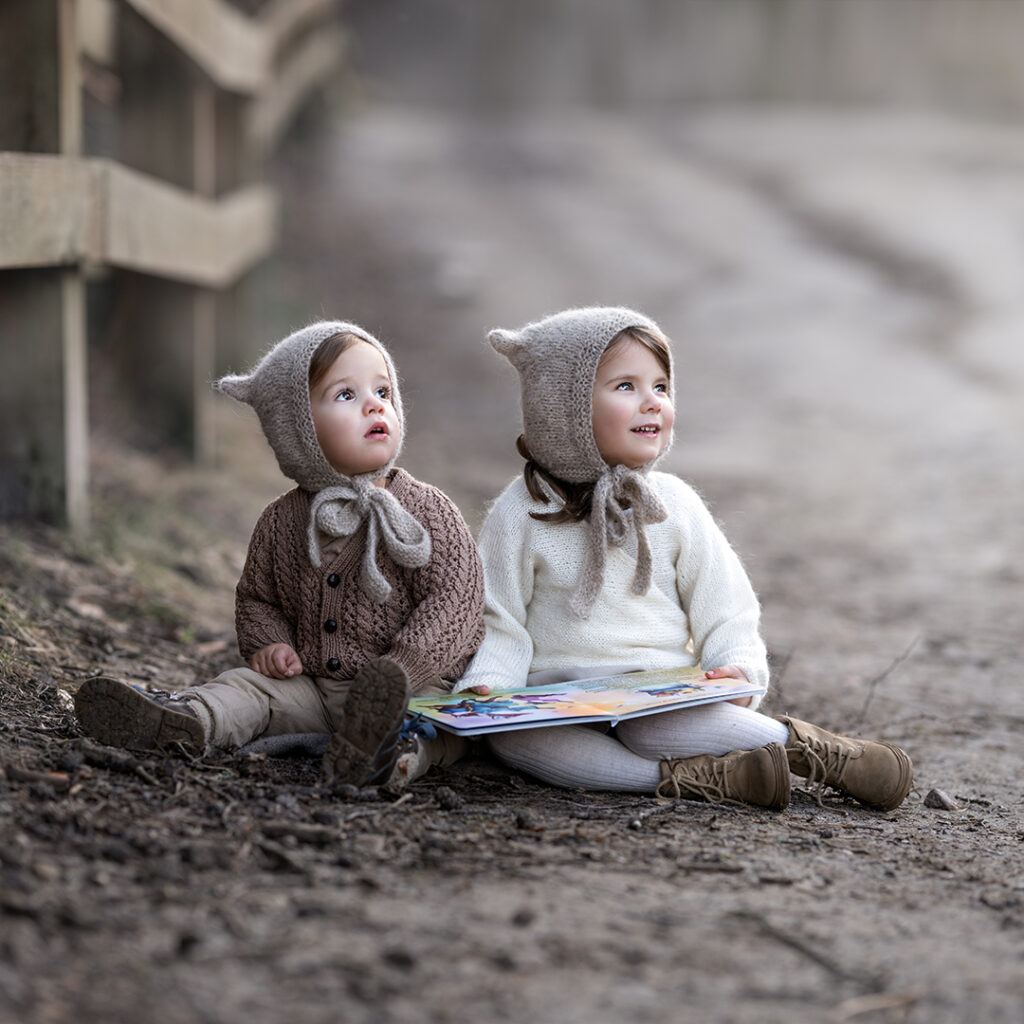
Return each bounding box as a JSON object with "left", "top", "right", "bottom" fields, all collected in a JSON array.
[
  {"left": 321, "top": 657, "right": 410, "bottom": 788},
  {"left": 656, "top": 742, "right": 790, "bottom": 810},
  {"left": 75, "top": 676, "right": 206, "bottom": 754},
  {"left": 777, "top": 716, "right": 913, "bottom": 811}
]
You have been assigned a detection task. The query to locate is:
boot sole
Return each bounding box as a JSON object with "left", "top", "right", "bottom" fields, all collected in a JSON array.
[
  {"left": 321, "top": 658, "right": 409, "bottom": 787},
  {"left": 74, "top": 677, "right": 205, "bottom": 753}
]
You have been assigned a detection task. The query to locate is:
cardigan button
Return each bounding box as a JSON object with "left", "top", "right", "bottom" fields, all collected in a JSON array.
[
  {"left": 324, "top": 619, "right": 338, "bottom": 634},
  {"left": 327, "top": 573, "right": 340, "bottom": 587},
  {"left": 327, "top": 657, "right": 341, "bottom": 672}
]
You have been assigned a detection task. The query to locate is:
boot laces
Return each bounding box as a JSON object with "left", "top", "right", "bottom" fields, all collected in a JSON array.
[
  {"left": 656, "top": 758, "right": 735, "bottom": 804},
  {"left": 361, "top": 717, "right": 407, "bottom": 788},
  {"left": 133, "top": 685, "right": 191, "bottom": 707},
  {"left": 794, "top": 735, "right": 853, "bottom": 805}
]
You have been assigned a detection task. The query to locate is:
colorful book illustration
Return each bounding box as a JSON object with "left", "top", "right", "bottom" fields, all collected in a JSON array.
[{"left": 408, "top": 666, "right": 762, "bottom": 736}]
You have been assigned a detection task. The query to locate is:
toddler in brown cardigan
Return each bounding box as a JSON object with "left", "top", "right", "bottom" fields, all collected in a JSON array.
[{"left": 75, "top": 321, "right": 485, "bottom": 789}]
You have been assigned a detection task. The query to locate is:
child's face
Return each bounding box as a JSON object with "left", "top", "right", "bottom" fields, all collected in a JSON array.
[
  {"left": 310, "top": 340, "right": 400, "bottom": 478},
  {"left": 591, "top": 337, "right": 674, "bottom": 469}
]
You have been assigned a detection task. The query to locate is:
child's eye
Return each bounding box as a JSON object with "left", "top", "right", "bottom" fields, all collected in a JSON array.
[
  {"left": 615, "top": 381, "right": 633, "bottom": 391},
  {"left": 334, "top": 388, "right": 354, "bottom": 402},
  {"left": 376, "top": 386, "right": 391, "bottom": 400},
  {"left": 654, "top": 383, "right": 668, "bottom": 393}
]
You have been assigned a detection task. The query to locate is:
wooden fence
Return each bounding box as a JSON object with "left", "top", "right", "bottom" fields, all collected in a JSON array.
[{"left": 0, "top": 0, "right": 344, "bottom": 530}]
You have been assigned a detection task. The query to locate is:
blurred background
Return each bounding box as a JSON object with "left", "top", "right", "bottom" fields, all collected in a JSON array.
[{"left": 2, "top": 0, "right": 1022, "bottom": 662}]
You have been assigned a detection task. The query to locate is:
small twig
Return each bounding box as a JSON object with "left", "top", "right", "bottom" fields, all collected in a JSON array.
[
  {"left": 254, "top": 837, "right": 312, "bottom": 874},
  {"left": 2, "top": 762, "right": 72, "bottom": 792},
  {"left": 220, "top": 800, "right": 237, "bottom": 827},
  {"left": 731, "top": 909, "right": 884, "bottom": 990},
  {"left": 186, "top": 772, "right": 237, "bottom": 798},
  {"left": 260, "top": 821, "right": 342, "bottom": 845},
  {"left": 342, "top": 791, "right": 414, "bottom": 821},
  {"left": 133, "top": 764, "right": 160, "bottom": 786},
  {"left": 159, "top": 741, "right": 219, "bottom": 771},
  {"left": 75, "top": 736, "right": 159, "bottom": 785},
  {"left": 562, "top": 799, "right": 637, "bottom": 812},
  {"left": 829, "top": 988, "right": 925, "bottom": 1022},
  {"left": 850, "top": 636, "right": 920, "bottom": 731},
  {"left": 634, "top": 798, "right": 685, "bottom": 821},
  {"left": 678, "top": 861, "right": 744, "bottom": 874}
]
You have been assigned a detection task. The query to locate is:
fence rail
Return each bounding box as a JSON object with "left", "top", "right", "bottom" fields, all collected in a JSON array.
[
  {"left": 0, "top": 0, "right": 343, "bottom": 530},
  {"left": 0, "top": 153, "right": 277, "bottom": 287}
]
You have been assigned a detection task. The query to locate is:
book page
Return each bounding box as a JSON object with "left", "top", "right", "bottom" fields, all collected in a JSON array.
[{"left": 408, "top": 666, "right": 762, "bottom": 735}]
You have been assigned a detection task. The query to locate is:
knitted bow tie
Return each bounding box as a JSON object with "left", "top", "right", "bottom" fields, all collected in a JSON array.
[
  {"left": 307, "top": 476, "right": 431, "bottom": 604},
  {"left": 570, "top": 465, "right": 668, "bottom": 618}
]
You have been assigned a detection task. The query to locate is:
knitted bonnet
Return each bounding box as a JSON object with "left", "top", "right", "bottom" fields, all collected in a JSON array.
[
  {"left": 489, "top": 306, "right": 674, "bottom": 617},
  {"left": 216, "top": 320, "right": 430, "bottom": 602}
]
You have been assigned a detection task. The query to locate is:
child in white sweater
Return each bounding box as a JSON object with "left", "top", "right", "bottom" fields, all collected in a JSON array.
[{"left": 455, "top": 307, "right": 912, "bottom": 811}]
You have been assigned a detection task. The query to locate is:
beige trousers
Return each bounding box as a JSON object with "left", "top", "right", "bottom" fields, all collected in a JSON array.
[{"left": 183, "top": 667, "right": 464, "bottom": 776}]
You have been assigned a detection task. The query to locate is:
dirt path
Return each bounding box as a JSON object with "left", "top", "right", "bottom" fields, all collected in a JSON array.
[
  {"left": 281, "top": 105, "right": 1024, "bottom": 1019},
  {"left": 2, "top": 105, "right": 1023, "bottom": 1023}
]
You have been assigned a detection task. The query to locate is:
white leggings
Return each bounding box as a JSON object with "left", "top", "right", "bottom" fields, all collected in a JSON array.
[{"left": 488, "top": 702, "right": 790, "bottom": 793}]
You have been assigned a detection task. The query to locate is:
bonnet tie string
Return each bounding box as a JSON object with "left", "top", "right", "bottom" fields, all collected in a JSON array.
[
  {"left": 569, "top": 465, "right": 668, "bottom": 618},
  {"left": 308, "top": 477, "right": 431, "bottom": 604}
]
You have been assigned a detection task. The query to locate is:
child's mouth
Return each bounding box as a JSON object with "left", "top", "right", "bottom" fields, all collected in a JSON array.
[
  {"left": 366, "top": 423, "right": 389, "bottom": 438},
  {"left": 632, "top": 425, "right": 660, "bottom": 436}
]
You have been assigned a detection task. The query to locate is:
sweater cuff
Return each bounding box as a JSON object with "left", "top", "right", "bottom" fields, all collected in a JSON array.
[
  {"left": 730, "top": 660, "right": 767, "bottom": 711},
  {"left": 386, "top": 643, "right": 444, "bottom": 694}
]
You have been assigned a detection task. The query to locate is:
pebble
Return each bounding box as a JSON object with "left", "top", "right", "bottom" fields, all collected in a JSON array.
[
  {"left": 924, "top": 788, "right": 960, "bottom": 811},
  {"left": 435, "top": 786, "right": 464, "bottom": 810},
  {"left": 511, "top": 907, "right": 535, "bottom": 927},
  {"left": 57, "top": 750, "right": 86, "bottom": 772},
  {"left": 515, "top": 808, "right": 541, "bottom": 830}
]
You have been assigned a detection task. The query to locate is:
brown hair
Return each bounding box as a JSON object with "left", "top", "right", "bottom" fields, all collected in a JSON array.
[
  {"left": 308, "top": 332, "right": 365, "bottom": 391},
  {"left": 601, "top": 325, "right": 671, "bottom": 378},
  {"left": 521, "top": 325, "right": 672, "bottom": 523},
  {"left": 520, "top": 434, "right": 595, "bottom": 524}
]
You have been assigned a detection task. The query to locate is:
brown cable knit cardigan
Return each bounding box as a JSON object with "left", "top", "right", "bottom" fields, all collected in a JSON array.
[{"left": 234, "top": 468, "right": 485, "bottom": 693}]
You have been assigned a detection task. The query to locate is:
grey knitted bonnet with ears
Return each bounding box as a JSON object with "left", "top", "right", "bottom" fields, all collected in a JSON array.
[
  {"left": 489, "top": 306, "right": 675, "bottom": 617},
  {"left": 216, "top": 320, "right": 430, "bottom": 603}
]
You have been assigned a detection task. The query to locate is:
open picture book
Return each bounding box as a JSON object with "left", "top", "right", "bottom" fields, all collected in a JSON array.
[{"left": 407, "top": 666, "right": 763, "bottom": 736}]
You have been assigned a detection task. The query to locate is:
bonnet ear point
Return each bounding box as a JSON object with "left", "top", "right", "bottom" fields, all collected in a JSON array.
[
  {"left": 215, "top": 374, "right": 253, "bottom": 403},
  {"left": 488, "top": 329, "right": 518, "bottom": 357}
]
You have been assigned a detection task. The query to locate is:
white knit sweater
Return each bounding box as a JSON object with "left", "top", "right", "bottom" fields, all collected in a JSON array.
[{"left": 454, "top": 472, "right": 768, "bottom": 709}]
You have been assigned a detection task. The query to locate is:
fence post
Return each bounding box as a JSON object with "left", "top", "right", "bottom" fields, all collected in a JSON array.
[
  {"left": 192, "top": 81, "right": 218, "bottom": 464},
  {"left": 0, "top": 0, "right": 89, "bottom": 530},
  {"left": 102, "top": 5, "right": 203, "bottom": 454}
]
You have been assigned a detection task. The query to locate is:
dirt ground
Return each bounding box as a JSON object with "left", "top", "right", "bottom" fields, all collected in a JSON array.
[{"left": 3, "top": 103, "right": 1024, "bottom": 1024}]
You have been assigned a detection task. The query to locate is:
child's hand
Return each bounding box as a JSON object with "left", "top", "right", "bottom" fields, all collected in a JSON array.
[
  {"left": 458, "top": 684, "right": 491, "bottom": 695},
  {"left": 251, "top": 643, "right": 303, "bottom": 679},
  {"left": 705, "top": 665, "right": 753, "bottom": 707}
]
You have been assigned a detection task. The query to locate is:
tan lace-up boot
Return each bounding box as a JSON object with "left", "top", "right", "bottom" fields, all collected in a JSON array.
[
  {"left": 75, "top": 677, "right": 206, "bottom": 754},
  {"left": 656, "top": 742, "right": 790, "bottom": 810},
  {"left": 776, "top": 717, "right": 913, "bottom": 811},
  {"left": 321, "top": 658, "right": 410, "bottom": 788}
]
